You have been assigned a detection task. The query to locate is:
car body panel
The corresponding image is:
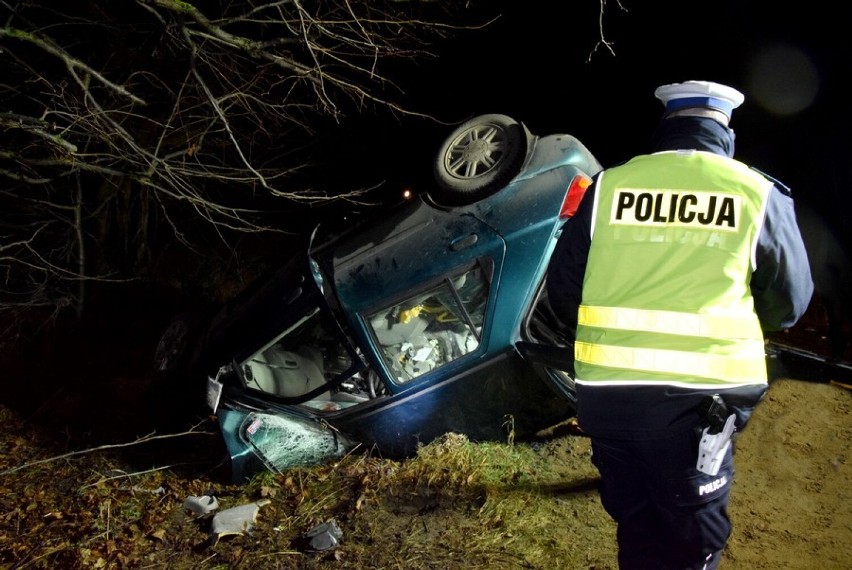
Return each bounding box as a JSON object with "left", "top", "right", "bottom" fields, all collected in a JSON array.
[{"left": 322, "top": 347, "right": 577, "bottom": 457}]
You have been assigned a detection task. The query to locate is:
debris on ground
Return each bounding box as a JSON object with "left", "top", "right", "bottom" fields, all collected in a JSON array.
[{"left": 209, "top": 499, "right": 271, "bottom": 545}]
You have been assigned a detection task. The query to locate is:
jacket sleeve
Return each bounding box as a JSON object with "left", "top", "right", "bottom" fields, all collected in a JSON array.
[
  {"left": 751, "top": 184, "right": 815, "bottom": 331},
  {"left": 546, "top": 182, "right": 595, "bottom": 332}
]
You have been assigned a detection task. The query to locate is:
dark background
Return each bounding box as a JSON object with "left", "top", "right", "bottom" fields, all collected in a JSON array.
[{"left": 333, "top": 1, "right": 850, "bottom": 257}]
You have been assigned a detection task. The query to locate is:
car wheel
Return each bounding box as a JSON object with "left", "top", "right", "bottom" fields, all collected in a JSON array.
[
  {"left": 431, "top": 114, "right": 531, "bottom": 206},
  {"left": 152, "top": 312, "right": 198, "bottom": 376}
]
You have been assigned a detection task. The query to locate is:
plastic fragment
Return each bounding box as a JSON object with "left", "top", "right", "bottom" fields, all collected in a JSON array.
[
  {"left": 209, "top": 499, "right": 271, "bottom": 543},
  {"left": 183, "top": 495, "right": 220, "bottom": 516}
]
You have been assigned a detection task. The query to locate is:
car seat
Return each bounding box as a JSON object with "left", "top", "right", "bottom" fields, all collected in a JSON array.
[{"left": 247, "top": 346, "right": 330, "bottom": 400}]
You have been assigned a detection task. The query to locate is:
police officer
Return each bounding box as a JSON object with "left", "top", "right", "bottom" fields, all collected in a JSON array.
[{"left": 546, "top": 80, "right": 814, "bottom": 569}]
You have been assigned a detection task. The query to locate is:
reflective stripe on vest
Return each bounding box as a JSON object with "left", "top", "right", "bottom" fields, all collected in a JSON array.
[
  {"left": 575, "top": 340, "right": 767, "bottom": 384},
  {"left": 578, "top": 305, "right": 763, "bottom": 340}
]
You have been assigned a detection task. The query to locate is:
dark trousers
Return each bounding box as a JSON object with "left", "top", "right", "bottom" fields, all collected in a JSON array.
[{"left": 590, "top": 429, "right": 734, "bottom": 570}]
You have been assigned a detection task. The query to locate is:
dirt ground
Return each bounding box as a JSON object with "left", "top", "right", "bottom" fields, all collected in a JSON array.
[
  {"left": 520, "top": 376, "right": 852, "bottom": 570},
  {"left": 0, "top": 297, "right": 849, "bottom": 568},
  {"left": 723, "top": 377, "right": 851, "bottom": 569}
]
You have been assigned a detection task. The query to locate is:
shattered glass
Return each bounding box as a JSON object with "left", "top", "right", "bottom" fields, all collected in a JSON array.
[{"left": 239, "top": 411, "right": 355, "bottom": 471}]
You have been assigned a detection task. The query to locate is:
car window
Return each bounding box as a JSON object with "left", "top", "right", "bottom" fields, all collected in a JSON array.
[
  {"left": 367, "top": 265, "right": 489, "bottom": 384},
  {"left": 239, "top": 308, "right": 354, "bottom": 408}
]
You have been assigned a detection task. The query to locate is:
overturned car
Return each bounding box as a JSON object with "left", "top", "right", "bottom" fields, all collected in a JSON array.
[{"left": 153, "top": 114, "right": 602, "bottom": 482}]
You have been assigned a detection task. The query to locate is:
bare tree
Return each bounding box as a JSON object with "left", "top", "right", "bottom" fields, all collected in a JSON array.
[{"left": 0, "top": 0, "right": 493, "bottom": 328}]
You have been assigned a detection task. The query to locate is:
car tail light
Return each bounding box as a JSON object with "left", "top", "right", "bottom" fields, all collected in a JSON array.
[{"left": 559, "top": 174, "right": 593, "bottom": 219}]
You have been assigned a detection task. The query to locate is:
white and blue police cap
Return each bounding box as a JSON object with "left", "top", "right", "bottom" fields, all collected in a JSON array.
[{"left": 654, "top": 80, "right": 744, "bottom": 125}]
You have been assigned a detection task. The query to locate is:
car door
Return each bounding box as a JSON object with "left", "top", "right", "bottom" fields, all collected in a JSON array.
[{"left": 316, "top": 198, "right": 575, "bottom": 456}]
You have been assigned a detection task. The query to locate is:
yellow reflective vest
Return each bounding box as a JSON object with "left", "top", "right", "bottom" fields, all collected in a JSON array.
[{"left": 574, "top": 150, "right": 773, "bottom": 389}]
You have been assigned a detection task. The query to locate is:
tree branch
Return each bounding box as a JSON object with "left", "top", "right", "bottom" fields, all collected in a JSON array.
[
  {"left": 0, "top": 27, "right": 146, "bottom": 105},
  {"left": 0, "top": 423, "right": 216, "bottom": 476}
]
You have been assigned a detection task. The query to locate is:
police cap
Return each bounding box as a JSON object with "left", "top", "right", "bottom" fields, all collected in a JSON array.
[{"left": 655, "top": 80, "right": 745, "bottom": 125}]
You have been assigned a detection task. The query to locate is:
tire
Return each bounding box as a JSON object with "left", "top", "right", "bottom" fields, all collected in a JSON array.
[
  {"left": 431, "top": 114, "right": 531, "bottom": 206},
  {"left": 152, "top": 312, "right": 199, "bottom": 377}
]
